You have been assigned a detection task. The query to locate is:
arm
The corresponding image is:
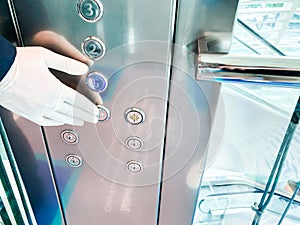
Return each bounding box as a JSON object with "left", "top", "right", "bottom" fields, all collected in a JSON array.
[
  {"left": 0, "top": 35, "right": 99, "bottom": 126},
  {"left": 0, "top": 36, "right": 16, "bottom": 81}
]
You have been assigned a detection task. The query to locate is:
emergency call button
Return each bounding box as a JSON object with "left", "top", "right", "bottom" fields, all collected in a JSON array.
[
  {"left": 77, "top": 0, "right": 103, "bottom": 23},
  {"left": 125, "top": 108, "right": 145, "bottom": 125}
]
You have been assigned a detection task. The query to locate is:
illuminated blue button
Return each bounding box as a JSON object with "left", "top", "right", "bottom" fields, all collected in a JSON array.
[{"left": 86, "top": 72, "right": 108, "bottom": 92}]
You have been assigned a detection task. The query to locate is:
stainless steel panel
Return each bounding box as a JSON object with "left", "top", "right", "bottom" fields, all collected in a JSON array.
[
  {"left": 45, "top": 59, "right": 171, "bottom": 225},
  {"left": 11, "top": 0, "right": 176, "bottom": 224},
  {"left": 176, "top": 0, "right": 239, "bottom": 54},
  {"left": 7, "top": 0, "right": 227, "bottom": 224},
  {"left": 157, "top": 0, "right": 238, "bottom": 224}
]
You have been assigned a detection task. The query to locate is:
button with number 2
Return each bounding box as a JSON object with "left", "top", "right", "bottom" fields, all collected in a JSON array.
[
  {"left": 77, "top": 0, "right": 103, "bottom": 23},
  {"left": 82, "top": 36, "right": 106, "bottom": 60}
]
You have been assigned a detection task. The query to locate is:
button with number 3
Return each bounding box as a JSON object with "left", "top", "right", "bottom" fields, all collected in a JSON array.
[
  {"left": 77, "top": 0, "right": 103, "bottom": 22},
  {"left": 82, "top": 36, "right": 106, "bottom": 60}
]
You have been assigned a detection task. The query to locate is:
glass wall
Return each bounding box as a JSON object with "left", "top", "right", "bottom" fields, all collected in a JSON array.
[
  {"left": 0, "top": 119, "right": 36, "bottom": 225},
  {"left": 193, "top": 1, "right": 300, "bottom": 224}
]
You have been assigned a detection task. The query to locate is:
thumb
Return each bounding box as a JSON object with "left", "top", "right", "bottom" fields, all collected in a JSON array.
[{"left": 42, "top": 48, "right": 89, "bottom": 75}]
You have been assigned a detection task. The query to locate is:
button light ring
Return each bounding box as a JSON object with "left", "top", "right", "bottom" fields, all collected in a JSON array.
[
  {"left": 124, "top": 107, "right": 145, "bottom": 125},
  {"left": 127, "top": 161, "right": 143, "bottom": 173},
  {"left": 125, "top": 136, "right": 144, "bottom": 151},
  {"left": 97, "top": 104, "right": 110, "bottom": 122}
]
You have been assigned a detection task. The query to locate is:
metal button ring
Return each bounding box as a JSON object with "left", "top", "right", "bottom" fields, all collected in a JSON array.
[
  {"left": 127, "top": 161, "right": 142, "bottom": 173},
  {"left": 66, "top": 154, "right": 82, "bottom": 167},
  {"left": 82, "top": 36, "right": 106, "bottom": 60},
  {"left": 97, "top": 105, "right": 110, "bottom": 122},
  {"left": 125, "top": 136, "right": 143, "bottom": 151},
  {"left": 77, "top": 0, "right": 104, "bottom": 23},
  {"left": 124, "top": 108, "right": 145, "bottom": 125},
  {"left": 61, "top": 130, "right": 79, "bottom": 144}
]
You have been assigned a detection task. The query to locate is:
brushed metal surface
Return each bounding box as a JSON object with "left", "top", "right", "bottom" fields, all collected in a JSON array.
[
  {"left": 6, "top": 0, "right": 227, "bottom": 224},
  {"left": 11, "top": 0, "right": 176, "bottom": 224},
  {"left": 157, "top": 0, "right": 238, "bottom": 224},
  {"left": 175, "top": 0, "right": 239, "bottom": 54}
]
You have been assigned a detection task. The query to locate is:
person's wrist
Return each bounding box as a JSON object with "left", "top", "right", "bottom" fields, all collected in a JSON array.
[
  {"left": 0, "top": 58, "right": 18, "bottom": 92},
  {"left": 0, "top": 36, "right": 17, "bottom": 81}
]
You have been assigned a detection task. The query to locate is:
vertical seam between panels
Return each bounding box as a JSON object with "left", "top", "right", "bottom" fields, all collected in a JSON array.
[
  {"left": 41, "top": 127, "right": 68, "bottom": 225},
  {"left": 7, "top": 0, "right": 24, "bottom": 46},
  {"left": 156, "top": 0, "right": 179, "bottom": 224}
]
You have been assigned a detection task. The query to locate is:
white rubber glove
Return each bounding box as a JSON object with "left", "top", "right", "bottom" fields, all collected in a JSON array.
[{"left": 0, "top": 47, "right": 99, "bottom": 126}]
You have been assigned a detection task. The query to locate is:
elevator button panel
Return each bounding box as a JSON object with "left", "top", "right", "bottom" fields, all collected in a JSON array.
[
  {"left": 86, "top": 72, "right": 108, "bottom": 92},
  {"left": 77, "top": 0, "right": 103, "bottom": 22},
  {"left": 125, "top": 108, "right": 145, "bottom": 125},
  {"left": 125, "top": 136, "right": 143, "bottom": 150},
  {"left": 82, "top": 36, "right": 106, "bottom": 60},
  {"left": 127, "top": 161, "right": 142, "bottom": 173}
]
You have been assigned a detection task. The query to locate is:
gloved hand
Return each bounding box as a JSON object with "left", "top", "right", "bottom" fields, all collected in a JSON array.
[{"left": 0, "top": 47, "right": 99, "bottom": 126}]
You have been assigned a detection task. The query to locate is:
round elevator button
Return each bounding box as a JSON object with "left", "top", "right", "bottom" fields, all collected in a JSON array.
[
  {"left": 126, "top": 136, "right": 143, "bottom": 150},
  {"left": 66, "top": 154, "right": 82, "bottom": 167},
  {"left": 97, "top": 105, "right": 110, "bottom": 122},
  {"left": 125, "top": 108, "right": 145, "bottom": 125},
  {"left": 127, "top": 161, "right": 142, "bottom": 173},
  {"left": 77, "top": 0, "right": 103, "bottom": 22},
  {"left": 86, "top": 72, "right": 108, "bottom": 92},
  {"left": 61, "top": 130, "right": 79, "bottom": 144},
  {"left": 82, "top": 36, "right": 106, "bottom": 60}
]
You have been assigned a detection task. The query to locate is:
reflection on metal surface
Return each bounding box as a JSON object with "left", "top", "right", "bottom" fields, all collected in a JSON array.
[
  {"left": 13, "top": 0, "right": 178, "bottom": 223},
  {"left": 197, "top": 56, "right": 300, "bottom": 87},
  {"left": 0, "top": 0, "right": 18, "bottom": 44},
  {"left": 157, "top": 0, "right": 227, "bottom": 224},
  {"left": 3, "top": 0, "right": 229, "bottom": 224},
  {"left": 177, "top": 0, "right": 239, "bottom": 53},
  {"left": 197, "top": 0, "right": 300, "bottom": 86},
  {"left": 197, "top": 53, "right": 300, "bottom": 86}
]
